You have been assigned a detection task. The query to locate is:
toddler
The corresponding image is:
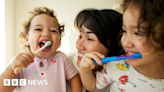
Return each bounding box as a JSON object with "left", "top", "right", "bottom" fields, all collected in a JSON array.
[{"left": 0, "top": 6, "right": 82, "bottom": 92}]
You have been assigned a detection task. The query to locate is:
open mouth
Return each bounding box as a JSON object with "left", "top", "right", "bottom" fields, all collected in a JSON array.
[
  {"left": 78, "top": 52, "right": 84, "bottom": 61},
  {"left": 39, "top": 41, "right": 52, "bottom": 51},
  {"left": 126, "top": 52, "right": 139, "bottom": 56}
]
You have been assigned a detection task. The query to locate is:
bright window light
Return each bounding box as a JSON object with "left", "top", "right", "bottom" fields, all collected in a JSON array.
[{"left": 0, "top": 0, "right": 5, "bottom": 74}]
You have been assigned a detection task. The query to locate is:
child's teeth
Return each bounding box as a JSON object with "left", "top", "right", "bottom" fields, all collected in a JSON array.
[
  {"left": 42, "top": 41, "right": 46, "bottom": 43},
  {"left": 128, "top": 52, "right": 134, "bottom": 55},
  {"left": 78, "top": 53, "right": 83, "bottom": 58}
]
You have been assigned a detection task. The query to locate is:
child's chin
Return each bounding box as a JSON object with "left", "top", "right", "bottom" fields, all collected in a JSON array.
[
  {"left": 126, "top": 59, "right": 140, "bottom": 67},
  {"left": 39, "top": 54, "right": 51, "bottom": 59}
]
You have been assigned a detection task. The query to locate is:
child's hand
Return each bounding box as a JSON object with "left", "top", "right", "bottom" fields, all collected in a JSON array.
[
  {"left": 8, "top": 51, "right": 34, "bottom": 74},
  {"left": 80, "top": 52, "right": 105, "bottom": 72}
]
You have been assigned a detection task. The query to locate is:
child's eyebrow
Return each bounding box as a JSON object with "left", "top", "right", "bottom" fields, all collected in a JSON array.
[
  {"left": 33, "top": 24, "right": 42, "bottom": 27},
  {"left": 122, "top": 24, "right": 138, "bottom": 29},
  {"left": 80, "top": 30, "right": 93, "bottom": 34},
  {"left": 30, "top": 24, "right": 41, "bottom": 29},
  {"left": 86, "top": 31, "right": 93, "bottom": 34},
  {"left": 51, "top": 26, "right": 58, "bottom": 29}
]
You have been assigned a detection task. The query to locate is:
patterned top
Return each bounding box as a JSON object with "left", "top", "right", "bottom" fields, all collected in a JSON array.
[
  {"left": 66, "top": 52, "right": 110, "bottom": 92},
  {"left": 15, "top": 51, "right": 78, "bottom": 92},
  {"left": 96, "top": 60, "right": 164, "bottom": 92}
]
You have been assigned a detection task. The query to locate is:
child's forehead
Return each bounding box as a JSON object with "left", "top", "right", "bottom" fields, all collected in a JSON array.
[
  {"left": 30, "top": 14, "right": 59, "bottom": 27},
  {"left": 32, "top": 14, "right": 57, "bottom": 21},
  {"left": 123, "top": 7, "right": 148, "bottom": 30},
  {"left": 124, "top": 5, "right": 140, "bottom": 17},
  {"left": 123, "top": 9, "right": 139, "bottom": 26}
]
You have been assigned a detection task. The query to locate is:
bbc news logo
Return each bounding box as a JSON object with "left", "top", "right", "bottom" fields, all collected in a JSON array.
[{"left": 4, "top": 79, "right": 48, "bottom": 86}]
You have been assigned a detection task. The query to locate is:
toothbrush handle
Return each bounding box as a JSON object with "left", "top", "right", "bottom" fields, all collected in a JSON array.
[
  {"left": 33, "top": 52, "right": 39, "bottom": 56},
  {"left": 14, "top": 66, "right": 23, "bottom": 74},
  {"left": 14, "top": 52, "right": 39, "bottom": 74},
  {"left": 94, "top": 53, "right": 142, "bottom": 65},
  {"left": 94, "top": 56, "right": 117, "bottom": 65}
]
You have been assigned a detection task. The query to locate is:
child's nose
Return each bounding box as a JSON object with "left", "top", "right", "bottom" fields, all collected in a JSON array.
[
  {"left": 76, "top": 39, "right": 85, "bottom": 50},
  {"left": 42, "top": 30, "right": 51, "bottom": 38},
  {"left": 121, "top": 35, "right": 134, "bottom": 48}
]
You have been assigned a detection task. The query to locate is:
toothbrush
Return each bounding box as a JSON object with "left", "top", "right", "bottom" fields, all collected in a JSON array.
[
  {"left": 33, "top": 41, "right": 52, "bottom": 56},
  {"left": 14, "top": 41, "right": 52, "bottom": 74},
  {"left": 94, "top": 53, "right": 142, "bottom": 65}
]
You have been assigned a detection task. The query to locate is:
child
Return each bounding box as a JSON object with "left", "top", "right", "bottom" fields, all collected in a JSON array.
[
  {"left": 67, "top": 9, "right": 124, "bottom": 92},
  {"left": 0, "top": 6, "right": 82, "bottom": 92},
  {"left": 79, "top": 0, "right": 164, "bottom": 92}
]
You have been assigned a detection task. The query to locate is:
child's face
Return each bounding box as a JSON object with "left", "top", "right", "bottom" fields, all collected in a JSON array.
[
  {"left": 76, "top": 25, "right": 108, "bottom": 65},
  {"left": 25, "top": 14, "right": 61, "bottom": 58},
  {"left": 121, "top": 6, "right": 161, "bottom": 67}
]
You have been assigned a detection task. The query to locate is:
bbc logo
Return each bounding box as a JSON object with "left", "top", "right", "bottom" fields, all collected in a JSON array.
[{"left": 4, "top": 79, "right": 26, "bottom": 86}]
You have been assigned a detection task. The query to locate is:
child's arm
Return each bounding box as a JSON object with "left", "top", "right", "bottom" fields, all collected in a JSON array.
[
  {"left": 0, "top": 65, "right": 18, "bottom": 92},
  {"left": 80, "top": 52, "right": 105, "bottom": 91},
  {"left": 68, "top": 74, "right": 82, "bottom": 92},
  {"left": 0, "top": 52, "right": 34, "bottom": 92}
]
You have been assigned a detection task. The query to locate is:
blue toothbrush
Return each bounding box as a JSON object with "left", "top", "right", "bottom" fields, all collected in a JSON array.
[{"left": 94, "top": 53, "right": 142, "bottom": 65}]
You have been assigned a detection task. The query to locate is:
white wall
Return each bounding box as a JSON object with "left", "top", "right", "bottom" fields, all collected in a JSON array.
[
  {"left": 5, "top": 0, "right": 121, "bottom": 66},
  {"left": 5, "top": 0, "right": 15, "bottom": 67}
]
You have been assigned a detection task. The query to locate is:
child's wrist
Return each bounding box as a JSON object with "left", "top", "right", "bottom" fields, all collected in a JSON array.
[{"left": 7, "top": 66, "right": 18, "bottom": 77}]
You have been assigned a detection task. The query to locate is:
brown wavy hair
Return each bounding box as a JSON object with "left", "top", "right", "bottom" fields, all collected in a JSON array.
[
  {"left": 121, "top": 0, "right": 164, "bottom": 53},
  {"left": 18, "top": 6, "right": 65, "bottom": 51}
]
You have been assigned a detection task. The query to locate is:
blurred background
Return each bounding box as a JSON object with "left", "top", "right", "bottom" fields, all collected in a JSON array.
[{"left": 0, "top": 0, "right": 122, "bottom": 74}]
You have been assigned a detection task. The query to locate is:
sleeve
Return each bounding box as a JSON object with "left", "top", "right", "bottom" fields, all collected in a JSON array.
[{"left": 61, "top": 52, "right": 78, "bottom": 80}]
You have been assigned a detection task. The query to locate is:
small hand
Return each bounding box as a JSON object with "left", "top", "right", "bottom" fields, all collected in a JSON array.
[
  {"left": 9, "top": 51, "right": 34, "bottom": 74},
  {"left": 80, "top": 52, "right": 105, "bottom": 72}
]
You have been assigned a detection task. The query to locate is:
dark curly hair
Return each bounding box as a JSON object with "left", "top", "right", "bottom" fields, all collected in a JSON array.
[{"left": 74, "top": 9, "right": 124, "bottom": 56}]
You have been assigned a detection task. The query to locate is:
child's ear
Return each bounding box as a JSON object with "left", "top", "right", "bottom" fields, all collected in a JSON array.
[
  {"left": 58, "top": 38, "right": 62, "bottom": 48},
  {"left": 59, "top": 37, "right": 61, "bottom": 44},
  {"left": 25, "top": 35, "right": 30, "bottom": 45}
]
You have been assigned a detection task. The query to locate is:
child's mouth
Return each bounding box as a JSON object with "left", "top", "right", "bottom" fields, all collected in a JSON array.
[
  {"left": 39, "top": 41, "right": 51, "bottom": 51},
  {"left": 78, "top": 52, "right": 84, "bottom": 61},
  {"left": 126, "top": 52, "right": 135, "bottom": 56}
]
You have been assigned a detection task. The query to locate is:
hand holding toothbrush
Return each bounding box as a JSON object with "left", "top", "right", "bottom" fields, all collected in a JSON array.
[
  {"left": 8, "top": 51, "right": 34, "bottom": 76},
  {"left": 80, "top": 52, "right": 105, "bottom": 72},
  {"left": 13, "top": 41, "right": 52, "bottom": 74},
  {"left": 80, "top": 52, "right": 142, "bottom": 72},
  {"left": 93, "top": 53, "right": 142, "bottom": 65}
]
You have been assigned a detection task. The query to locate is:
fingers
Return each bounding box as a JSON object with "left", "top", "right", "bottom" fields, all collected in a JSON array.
[
  {"left": 80, "top": 59, "right": 91, "bottom": 72},
  {"left": 22, "top": 52, "right": 34, "bottom": 65},
  {"left": 20, "top": 52, "right": 34, "bottom": 67},
  {"left": 81, "top": 56, "right": 95, "bottom": 71},
  {"left": 85, "top": 52, "right": 105, "bottom": 65},
  {"left": 80, "top": 52, "right": 105, "bottom": 72},
  {"left": 11, "top": 51, "right": 34, "bottom": 70}
]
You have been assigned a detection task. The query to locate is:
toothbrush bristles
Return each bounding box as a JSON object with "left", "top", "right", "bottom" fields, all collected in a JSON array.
[{"left": 42, "top": 41, "right": 51, "bottom": 50}]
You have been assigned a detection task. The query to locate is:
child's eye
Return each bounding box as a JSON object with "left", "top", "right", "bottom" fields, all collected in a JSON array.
[
  {"left": 135, "top": 32, "right": 139, "bottom": 35},
  {"left": 88, "top": 38, "right": 94, "bottom": 41},
  {"left": 35, "top": 28, "right": 41, "bottom": 31},
  {"left": 78, "top": 35, "right": 82, "bottom": 39},
  {"left": 122, "top": 29, "right": 127, "bottom": 33},
  {"left": 50, "top": 30, "right": 57, "bottom": 32}
]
